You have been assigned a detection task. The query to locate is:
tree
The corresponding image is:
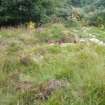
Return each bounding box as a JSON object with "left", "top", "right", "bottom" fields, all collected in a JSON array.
[{"left": 0, "top": 0, "right": 73, "bottom": 25}]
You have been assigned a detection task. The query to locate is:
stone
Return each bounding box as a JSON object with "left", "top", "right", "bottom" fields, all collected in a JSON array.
[{"left": 35, "top": 80, "right": 70, "bottom": 100}]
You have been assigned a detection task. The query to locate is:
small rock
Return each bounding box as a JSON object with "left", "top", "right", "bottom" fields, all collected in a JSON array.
[
  {"left": 80, "top": 38, "right": 87, "bottom": 43},
  {"left": 89, "top": 38, "right": 105, "bottom": 46},
  {"left": 15, "top": 79, "right": 70, "bottom": 100},
  {"left": 35, "top": 80, "right": 70, "bottom": 100}
]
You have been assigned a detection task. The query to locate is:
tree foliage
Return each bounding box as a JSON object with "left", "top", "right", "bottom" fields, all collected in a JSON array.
[
  {"left": 0, "top": 0, "right": 71, "bottom": 25},
  {"left": 0, "top": 0, "right": 105, "bottom": 26}
]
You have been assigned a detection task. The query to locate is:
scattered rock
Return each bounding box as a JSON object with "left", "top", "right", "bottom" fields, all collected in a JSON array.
[
  {"left": 48, "top": 35, "right": 80, "bottom": 46},
  {"left": 48, "top": 36, "right": 105, "bottom": 47},
  {"left": 34, "top": 80, "right": 70, "bottom": 100},
  {"left": 14, "top": 79, "right": 70, "bottom": 100},
  {"left": 76, "top": 37, "right": 105, "bottom": 46},
  {"left": 79, "top": 38, "right": 87, "bottom": 43},
  {"left": 89, "top": 38, "right": 105, "bottom": 46}
]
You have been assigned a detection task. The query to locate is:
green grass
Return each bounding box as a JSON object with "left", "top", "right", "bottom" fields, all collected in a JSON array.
[{"left": 0, "top": 24, "right": 105, "bottom": 105}]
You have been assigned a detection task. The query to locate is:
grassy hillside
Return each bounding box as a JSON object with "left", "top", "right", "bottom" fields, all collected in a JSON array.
[{"left": 0, "top": 24, "right": 105, "bottom": 105}]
